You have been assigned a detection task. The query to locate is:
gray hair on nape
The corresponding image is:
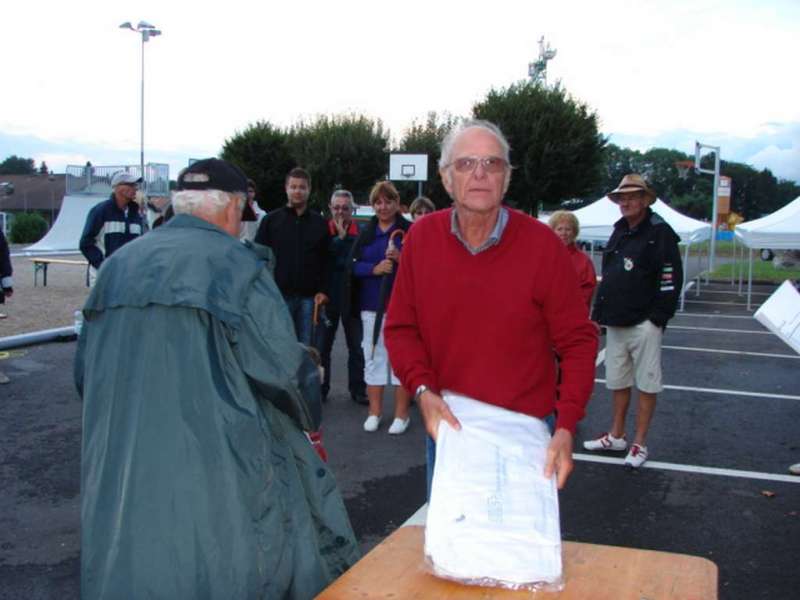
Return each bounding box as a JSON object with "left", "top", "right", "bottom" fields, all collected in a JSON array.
[
  {"left": 438, "top": 119, "right": 511, "bottom": 170},
  {"left": 171, "top": 189, "right": 245, "bottom": 216}
]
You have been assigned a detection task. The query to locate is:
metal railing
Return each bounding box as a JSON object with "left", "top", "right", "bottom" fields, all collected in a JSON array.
[{"left": 65, "top": 163, "right": 169, "bottom": 196}]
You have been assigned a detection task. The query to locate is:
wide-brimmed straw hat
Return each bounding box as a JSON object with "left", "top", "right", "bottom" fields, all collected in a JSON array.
[{"left": 608, "top": 174, "right": 656, "bottom": 204}]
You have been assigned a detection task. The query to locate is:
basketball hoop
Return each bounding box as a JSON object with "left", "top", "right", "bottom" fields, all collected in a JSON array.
[{"left": 675, "top": 160, "right": 694, "bottom": 180}]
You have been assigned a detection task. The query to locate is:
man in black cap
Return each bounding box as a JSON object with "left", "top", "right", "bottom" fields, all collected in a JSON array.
[
  {"left": 75, "top": 158, "right": 359, "bottom": 599},
  {"left": 79, "top": 171, "right": 145, "bottom": 283}
]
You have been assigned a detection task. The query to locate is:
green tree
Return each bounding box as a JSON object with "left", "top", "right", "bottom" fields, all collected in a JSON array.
[
  {"left": 0, "top": 155, "right": 36, "bottom": 175},
  {"left": 288, "top": 114, "right": 389, "bottom": 210},
  {"left": 221, "top": 121, "right": 294, "bottom": 212},
  {"left": 472, "top": 81, "right": 606, "bottom": 214},
  {"left": 396, "top": 112, "right": 460, "bottom": 208}
]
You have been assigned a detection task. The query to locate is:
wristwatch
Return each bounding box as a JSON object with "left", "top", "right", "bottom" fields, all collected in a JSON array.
[{"left": 415, "top": 385, "right": 429, "bottom": 400}]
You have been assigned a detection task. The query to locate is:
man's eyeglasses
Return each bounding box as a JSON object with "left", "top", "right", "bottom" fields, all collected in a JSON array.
[
  {"left": 331, "top": 205, "right": 352, "bottom": 212},
  {"left": 448, "top": 156, "right": 508, "bottom": 174}
]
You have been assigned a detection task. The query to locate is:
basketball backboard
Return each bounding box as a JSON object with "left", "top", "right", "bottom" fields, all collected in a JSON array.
[{"left": 389, "top": 154, "right": 428, "bottom": 182}]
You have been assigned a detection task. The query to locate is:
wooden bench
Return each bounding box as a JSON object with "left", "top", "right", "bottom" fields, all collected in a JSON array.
[
  {"left": 30, "top": 258, "right": 90, "bottom": 287},
  {"left": 317, "top": 525, "right": 718, "bottom": 599}
]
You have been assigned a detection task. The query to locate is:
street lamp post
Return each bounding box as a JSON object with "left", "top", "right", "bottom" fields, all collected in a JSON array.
[
  {"left": 694, "top": 141, "right": 721, "bottom": 276},
  {"left": 119, "top": 21, "right": 162, "bottom": 193}
]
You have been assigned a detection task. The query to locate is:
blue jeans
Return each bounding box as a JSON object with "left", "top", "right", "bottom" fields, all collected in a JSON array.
[
  {"left": 319, "top": 303, "right": 366, "bottom": 400},
  {"left": 425, "top": 412, "right": 556, "bottom": 501},
  {"left": 283, "top": 294, "right": 314, "bottom": 346}
]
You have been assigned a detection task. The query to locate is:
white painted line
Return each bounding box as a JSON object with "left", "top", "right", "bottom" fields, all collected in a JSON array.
[
  {"left": 573, "top": 453, "right": 800, "bottom": 484},
  {"left": 594, "top": 378, "right": 800, "bottom": 401},
  {"left": 661, "top": 345, "right": 800, "bottom": 359},
  {"left": 674, "top": 313, "right": 757, "bottom": 320},
  {"left": 669, "top": 325, "right": 772, "bottom": 334},
  {"left": 698, "top": 290, "right": 771, "bottom": 297},
  {"left": 684, "top": 299, "right": 758, "bottom": 307},
  {"left": 595, "top": 348, "right": 606, "bottom": 367}
]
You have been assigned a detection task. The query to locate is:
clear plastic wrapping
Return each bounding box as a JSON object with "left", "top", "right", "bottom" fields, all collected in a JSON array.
[{"left": 424, "top": 392, "right": 565, "bottom": 593}]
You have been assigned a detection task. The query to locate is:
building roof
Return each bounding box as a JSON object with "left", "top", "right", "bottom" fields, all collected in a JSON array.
[{"left": 0, "top": 174, "right": 67, "bottom": 212}]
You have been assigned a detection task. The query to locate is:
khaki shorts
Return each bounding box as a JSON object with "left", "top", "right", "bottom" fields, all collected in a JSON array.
[{"left": 605, "top": 320, "right": 664, "bottom": 394}]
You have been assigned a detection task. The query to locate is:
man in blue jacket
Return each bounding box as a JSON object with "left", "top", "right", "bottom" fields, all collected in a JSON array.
[{"left": 79, "top": 171, "right": 144, "bottom": 283}]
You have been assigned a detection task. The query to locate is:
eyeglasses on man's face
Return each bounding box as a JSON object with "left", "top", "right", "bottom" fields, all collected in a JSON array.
[
  {"left": 331, "top": 204, "right": 352, "bottom": 212},
  {"left": 449, "top": 156, "right": 508, "bottom": 174}
]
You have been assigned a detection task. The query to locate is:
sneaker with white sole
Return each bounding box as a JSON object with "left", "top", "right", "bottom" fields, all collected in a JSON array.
[
  {"left": 583, "top": 432, "right": 627, "bottom": 452},
  {"left": 387, "top": 417, "right": 410, "bottom": 435},
  {"left": 788, "top": 463, "right": 800, "bottom": 476},
  {"left": 363, "top": 415, "right": 382, "bottom": 432},
  {"left": 624, "top": 444, "right": 648, "bottom": 468}
]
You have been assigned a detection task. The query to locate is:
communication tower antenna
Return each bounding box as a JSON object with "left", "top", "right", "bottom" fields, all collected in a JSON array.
[{"left": 528, "top": 36, "right": 557, "bottom": 85}]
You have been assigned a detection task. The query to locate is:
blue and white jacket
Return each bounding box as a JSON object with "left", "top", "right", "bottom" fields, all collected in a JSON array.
[{"left": 80, "top": 195, "right": 144, "bottom": 269}]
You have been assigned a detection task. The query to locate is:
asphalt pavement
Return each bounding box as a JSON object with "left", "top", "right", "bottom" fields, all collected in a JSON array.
[{"left": 1, "top": 277, "right": 798, "bottom": 599}]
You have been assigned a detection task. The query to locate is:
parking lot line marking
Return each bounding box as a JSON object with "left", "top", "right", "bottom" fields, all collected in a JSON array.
[
  {"left": 573, "top": 453, "right": 800, "bottom": 484},
  {"left": 698, "top": 290, "right": 771, "bottom": 297},
  {"left": 594, "top": 378, "right": 800, "bottom": 400},
  {"left": 662, "top": 345, "right": 800, "bottom": 359},
  {"left": 684, "top": 299, "right": 758, "bottom": 307},
  {"left": 669, "top": 325, "right": 772, "bottom": 334},
  {"left": 674, "top": 313, "right": 757, "bottom": 320},
  {"left": 595, "top": 348, "right": 606, "bottom": 367}
]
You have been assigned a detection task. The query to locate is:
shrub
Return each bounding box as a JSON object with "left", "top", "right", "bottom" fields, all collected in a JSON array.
[{"left": 10, "top": 212, "right": 49, "bottom": 243}]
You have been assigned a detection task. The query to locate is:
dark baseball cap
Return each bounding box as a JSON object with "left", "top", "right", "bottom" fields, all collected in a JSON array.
[{"left": 177, "top": 158, "right": 248, "bottom": 194}]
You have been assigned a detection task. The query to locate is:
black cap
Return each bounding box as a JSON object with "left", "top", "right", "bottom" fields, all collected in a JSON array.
[{"left": 177, "top": 158, "right": 248, "bottom": 194}]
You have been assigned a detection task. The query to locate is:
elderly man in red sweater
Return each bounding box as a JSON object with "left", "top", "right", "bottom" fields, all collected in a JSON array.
[{"left": 384, "top": 120, "right": 598, "bottom": 492}]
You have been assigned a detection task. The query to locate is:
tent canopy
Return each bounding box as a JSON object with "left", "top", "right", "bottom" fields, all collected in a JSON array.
[
  {"left": 563, "top": 196, "right": 711, "bottom": 245},
  {"left": 734, "top": 196, "right": 800, "bottom": 250}
]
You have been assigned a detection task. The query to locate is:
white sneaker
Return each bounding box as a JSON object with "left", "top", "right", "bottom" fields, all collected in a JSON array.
[
  {"left": 789, "top": 463, "right": 800, "bottom": 476},
  {"left": 0, "top": 371, "right": 9, "bottom": 384},
  {"left": 583, "top": 432, "right": 627, "bottom": 452},
  {"left": 388, "top": 417, "right": 410, "bottom": 435},
  {"left": 624, "top": 444, "right": 648, "bottom": 468},
  {"left": 363, "top": 415, "right": 382, "bottom": 432}
]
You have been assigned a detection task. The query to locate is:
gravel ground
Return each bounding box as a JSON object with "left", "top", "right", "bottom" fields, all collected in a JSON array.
[{"left": 1, "top": 246, "right": 90, "bottom": 338}]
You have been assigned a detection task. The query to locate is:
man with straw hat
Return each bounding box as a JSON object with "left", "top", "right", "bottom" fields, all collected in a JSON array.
[{"left": 584, "top": 174, "right": 683, "bottom": 468}]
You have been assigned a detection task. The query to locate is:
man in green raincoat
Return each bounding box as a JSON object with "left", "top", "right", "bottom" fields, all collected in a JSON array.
[{"left": 74, "top": 158, "right": 359, "bottom": 599}]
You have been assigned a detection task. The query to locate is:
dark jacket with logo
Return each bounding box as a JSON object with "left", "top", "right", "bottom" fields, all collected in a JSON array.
[
  {"left": 255, "top": 206, "right": 330, "bottom": 298},
  {"left": 592, "top": 208, "right": 683, "bottom": 328},
  {"left": 79, "top": 195, "right": 144, "bottom": 269}
]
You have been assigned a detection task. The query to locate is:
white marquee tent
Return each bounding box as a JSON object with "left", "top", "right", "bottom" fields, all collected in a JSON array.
[
  {"left": 570, "top": 196, "right": 712, "bottom": 245},
  {"left": 733, "top": 196, "right": 800, "bottom": 309}
]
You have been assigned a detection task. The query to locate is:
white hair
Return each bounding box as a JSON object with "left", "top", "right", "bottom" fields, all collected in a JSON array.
[
  {"left": 438, "top": 119, "right": 512, "bottom": 194},
  {"left": 330, "top": 189, "right": 355, "bottom": 208},
  {"left": 438, "top": 119, "right": 511, "bottom": 170},
  {"left": 171, "top": 189, "right": 245, "bottom": 216}
]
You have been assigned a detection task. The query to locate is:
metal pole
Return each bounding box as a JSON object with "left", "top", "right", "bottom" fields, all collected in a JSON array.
[
  {"left": 140, "top": 32, "right": 145, "bottom": 192},
  {"left": 747, "top": 248, "right": 753, "bottom": 311},
  {"left": 709, "top": 148, "right": 720, "bottom": 277}
]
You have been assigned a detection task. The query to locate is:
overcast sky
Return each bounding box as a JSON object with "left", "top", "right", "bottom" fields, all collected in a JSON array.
[{"left": 1, "top": 0, "right": 798, "bottom": 186}]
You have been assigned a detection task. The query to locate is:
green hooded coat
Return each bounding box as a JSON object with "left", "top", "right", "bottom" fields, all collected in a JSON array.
[{"left": 75, "top": 214, "right": 359, "bottom": 599}]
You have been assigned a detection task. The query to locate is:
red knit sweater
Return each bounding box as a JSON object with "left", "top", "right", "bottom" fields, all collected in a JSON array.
[{"left": 385, "top": 208, "right": 598, "bottom": 434}]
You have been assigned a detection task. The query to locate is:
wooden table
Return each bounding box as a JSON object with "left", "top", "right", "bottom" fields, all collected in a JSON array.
[
  {"left": 30, "top": 258, "right": 90, "bottom": 287},
  {"left": 317, "top": 525, "right": 717, "bottom": 599}
]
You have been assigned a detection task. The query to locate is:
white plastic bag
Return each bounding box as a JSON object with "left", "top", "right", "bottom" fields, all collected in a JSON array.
[{"left": 424, "top": 391, "right": 563, "bottom": 591}]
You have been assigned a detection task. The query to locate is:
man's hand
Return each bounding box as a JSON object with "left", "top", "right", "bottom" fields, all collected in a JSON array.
[
  {"left": 373, "top": 259, "right": 394, "bottom": 276},
  {"left": 313, "top": 292, "right": 328, "bottom": 306},
  {"left": 544, "top": 428, "right": 574, "bottom": 489},
  {"left": 418, "top": 390, "right": 460, "bottom": 441}
]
